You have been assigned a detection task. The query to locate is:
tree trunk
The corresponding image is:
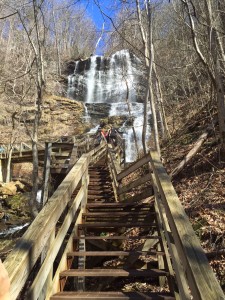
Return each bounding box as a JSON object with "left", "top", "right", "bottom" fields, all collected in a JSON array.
[
  {"left": 146, "top": 1, "right": 160, "bottom": 155},
  {"left": 6, "top": 112, "right": 17, "bottom": 183},
  {"left": 154, "top": 65, "right": 171, "bottom": 140},
  {"left": 170, "top": 131, "right": 209, "bottom": 178}
]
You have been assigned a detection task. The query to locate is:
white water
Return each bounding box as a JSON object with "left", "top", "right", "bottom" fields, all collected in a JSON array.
[
  {"left": 86, "top": 56, "right": 97, "bottom": 103},
  {"left": 67, "top": 61, "right": 78, "bottom": 99},
  {"left": 36, "top": 189, "right": 42, "bottom": 203},
  {"left": 83, "top": 104, "right": 91, "bottom": 121},
  {"left": 109, "top": 102, "right": 151, "bottom": 162},
  {"left": 68, "top": 49, "right": 150, "bottom": 162},
  {"left": 0, "top": 222, "right": 29, "bottom": 237}
]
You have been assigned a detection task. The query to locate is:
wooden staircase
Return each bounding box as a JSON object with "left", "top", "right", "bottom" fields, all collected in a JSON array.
[
  {"left": 4, "top": 146, "right": 224, "bottom": 300},
  {"left": 50, "top": 159, "right": 176, "bottom": 300}
]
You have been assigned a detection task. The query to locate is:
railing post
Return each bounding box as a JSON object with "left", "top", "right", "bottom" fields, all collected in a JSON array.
[
  {"left": 0, "top": 159, "right": 7, "bottom": 182},
  {"left": 41, "top": 142, "right": 52, "bottom": 206},
  {"left": 122, "top": 138, "right": 126, "bottom": 167},
  {"left": 0, "top": 159, "right": 3, "bottom": 182},
  {"left": 86, "top": 134, "right": 90, "bottom": 152},
  {"left": 77, "top": 164, "right": 89, "bottom": 291},
  {"left": 39, "top": 228, "right": 56, "bottom": 300},
  {"left": 20, "top": 142, "right": 23, "bottom": 157}
]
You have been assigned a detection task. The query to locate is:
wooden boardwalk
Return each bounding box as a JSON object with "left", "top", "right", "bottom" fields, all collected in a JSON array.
[{"left": 2, "top": 138, "right": 224, "bottom": 300}]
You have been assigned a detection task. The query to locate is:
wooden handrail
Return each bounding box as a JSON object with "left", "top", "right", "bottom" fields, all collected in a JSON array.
[
  {"left": 3, "top": 142, "right": 107, "bottom": 300},
  {"left": 3, "top": 145, "right": 223, "bottom": 300},
  {"left": 0, "top": 133, "right": 97, "bottom": 158},
  {"left": 116, "top": 153, "right": 151, "bottom": 181},
  {"left": 149, "top": 150, "right": 224, "bottom": 300}
]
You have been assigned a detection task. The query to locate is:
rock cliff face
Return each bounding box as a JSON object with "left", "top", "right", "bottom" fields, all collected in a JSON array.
[
  {"left": 39, "top": 95, "right": 89, "bottom": 140},
  {"left": 0, "top": 95, "right": 89, "bottom": 144}
]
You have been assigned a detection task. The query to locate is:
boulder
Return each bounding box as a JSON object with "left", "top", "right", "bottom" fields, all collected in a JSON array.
[
  {"left": 14, "top": 181, "right": 25, "bottom": 192},
  {"left": 0, "top": 182, "right": 17, "bottom": 196}
]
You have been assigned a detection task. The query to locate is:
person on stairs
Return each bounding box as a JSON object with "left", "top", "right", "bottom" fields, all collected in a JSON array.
[
  {"left": 108, "top": 126, "right": 118, "bottom": 146},
  {"left": 0, "top": 260, "right": 10, "bottom": 300}
]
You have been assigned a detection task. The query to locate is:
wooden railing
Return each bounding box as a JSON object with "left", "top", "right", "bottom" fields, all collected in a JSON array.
[
  {"left": 107, "top": 150, "right": 153, "bottom": 202},
  {"left": 107, "top": 149, "right": 224, "bottom": 300},
  {"left": 0, "top": 133, "right": 97, "bottom": 159},
  {"left": 3, "top": 142, "right": 107, "bottom": 300},
  {"left": 149, "top": 150, "right": 224, "bottom": 300},
  {"left": 3, "top": 144, "right": 224, "bottom": 300}
]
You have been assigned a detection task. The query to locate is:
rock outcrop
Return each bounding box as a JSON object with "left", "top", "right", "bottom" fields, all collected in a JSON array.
[{"left": 0, "top": 181, "right": 25, "bottom": 197}]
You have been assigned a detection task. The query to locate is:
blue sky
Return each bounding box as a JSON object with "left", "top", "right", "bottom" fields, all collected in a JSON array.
[{"left": 84, "top": 0, "right": 120, "bottom": 55}]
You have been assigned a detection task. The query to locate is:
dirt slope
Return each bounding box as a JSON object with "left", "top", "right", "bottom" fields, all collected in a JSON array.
[{"left": 161, "top": 106, "right": 225, "bottom": 291}]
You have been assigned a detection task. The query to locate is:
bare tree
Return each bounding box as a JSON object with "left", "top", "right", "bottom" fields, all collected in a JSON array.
[{"left": 177, "top": 0, "right": 225, "bottom": 153}]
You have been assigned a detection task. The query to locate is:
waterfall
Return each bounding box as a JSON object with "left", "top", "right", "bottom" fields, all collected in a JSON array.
[
  {"left": 109, "top": 102, "right": 151, "bottom": 162},
  {"left": 83, "top": 104, "right": 90, "bottom": 121},
  {"left": 67, "top": 49, "right": 149, "bottom": 162},
  {"left": 86, "top": 56, "right": 97, "bottom": 103}
]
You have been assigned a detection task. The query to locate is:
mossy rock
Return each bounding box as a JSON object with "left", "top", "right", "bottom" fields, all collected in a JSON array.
[{"left": 5, "top": 193, "right": 30, "bottom": 215}]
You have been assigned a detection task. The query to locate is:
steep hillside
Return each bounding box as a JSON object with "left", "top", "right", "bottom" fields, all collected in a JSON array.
[{"left": 161, "top": 104, "right": 225, "bottom": 291}]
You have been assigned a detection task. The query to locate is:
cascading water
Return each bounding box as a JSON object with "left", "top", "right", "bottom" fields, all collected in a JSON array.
[{"left": 67, "top": 49, "right": 149, "bottom": 162}]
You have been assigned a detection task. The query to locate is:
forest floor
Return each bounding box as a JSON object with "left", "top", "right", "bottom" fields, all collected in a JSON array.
[{"left": 161, "top": 102, "right": 225, "bottom": 291}]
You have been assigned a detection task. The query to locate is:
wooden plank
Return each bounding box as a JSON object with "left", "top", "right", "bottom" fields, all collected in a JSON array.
[
  {"left": 117, "top": 153, "right": 151, "bottom": 181},
  {"left": 77, "top": 236, "right": 86, "bottom": 291},
  {"left": 74, "top": 235, "right": 161, "bottom": 240},
  {"left": 67, "top": 250, "right": 165, "bottom": 256},
  {"left": 86, "top": 202, "right": 151, "bottom": 208},
  {"left": 50, "top": 291, "right": 175, "bottom": 300},
  {"left": 82, "top": 212, "right": 155, "bottom": 217},
  {"left": 60, "top": 268, "right": 169, "bottom": 277},
  {"left": 108, "top": 150, "right": 119, "bottom": 177},
  {"left": 51, "top": 142, "right": 74, "bottom": 148},
  {"left": 78, "top": 222, "right": 156, "bottom": 228},
  {"left": 155, "top": 190, "right": 190, "bottom": 299},
  {"left": 46, "top": 210, "right": 84, "bottom": 299},
  {"left": 118, "top": 173, "right": 152, "bottom": 195},
  {"left": 88, "top": 189, "right": 113, "bottom": 195},
  {"left": 41, "top": 142, "right": 52, "bottom": 206},
  {"left": 4, "top": 154, "right": 90, "bottom": 300},
  {"left": 87, "top": 195, "right": 113, "bottom": 200},
  {"left": 84, "top": 217, "right": 153, "bottom": 222},
  {"left": 27, "top": 187, "right": 86, "bottom": 299},
  {"left": 125, "top": 232, "right": 160, "bottom": 267},
  {"left": 122, "top": 189, "right": 153, "bottom": 203},
  {"left": 149, "top": 150, "right": 225, "bottom": 300},
  {"left": 84, "top": 215, "right": 154, "bottom": 220}
]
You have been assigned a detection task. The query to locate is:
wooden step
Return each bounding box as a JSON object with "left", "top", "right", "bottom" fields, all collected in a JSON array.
[
  {"left": 74, "top": 235, "right": 161, "bottom": 240},
  {"left": 50, "top": 291, "right": 175, "bottom": 299},
  {"left": 88, "top": 185, "right": 112, "bottom": 190},
  {"left": 89, "top": 178, "right": 111, "bottom": 183},
  {"left": 88, "top": 190, "right": 114, "bottom": 195},
  {"left": 89, "top": 171, "right": 109, "bottom": 175},
  {"left": 88, "top": 195, "right": 114, "bottom": 200},
  {"left": 60, "top": 268, "right": 169, "bottom": 277},
  {"left": 84, "top": 218, "right": 152, "bottom": 223},
  {"left": 78, "top": 222, "right": 156, "bottom": 228},
  {"left": 67, "top": 250, "right": 165, "bottom": 256},
  {"left": 82, "top": 212, "right": 155, "bottom": 217},
  {"left": 86, "top": 203, "right": 152, "bottom": 208}
]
